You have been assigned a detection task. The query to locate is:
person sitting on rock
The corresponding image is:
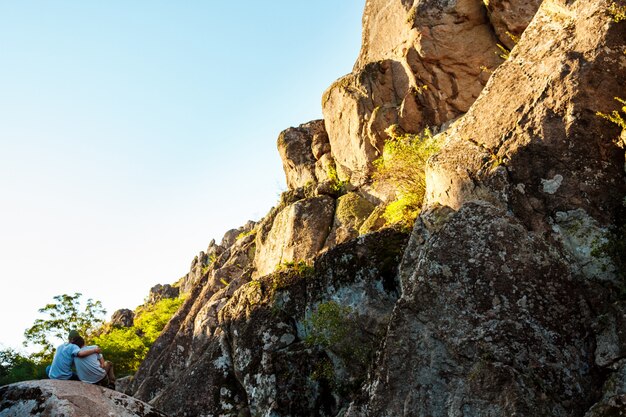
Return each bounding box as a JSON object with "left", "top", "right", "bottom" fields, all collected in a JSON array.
[
  {"left": 47, "top": 330, "right": 101, "bottom": 380},
  {"left": 72, "top": 336, "right": 116, "bottom": 388}
]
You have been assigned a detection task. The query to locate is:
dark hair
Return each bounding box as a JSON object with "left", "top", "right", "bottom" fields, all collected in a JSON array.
[{"left": 72, "top": 336, "right": 85, "bottom": 348}]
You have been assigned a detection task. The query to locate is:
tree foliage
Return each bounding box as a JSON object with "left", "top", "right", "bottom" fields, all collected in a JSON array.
[
  {"left": 93, "top": 296, "right": 184, "bottom": 376},
  {"left": 23, "top": 293, "right": 106, "bottom": 362},
  {"left": 0, "top": 348, "right": 45, "bottom": 385}
]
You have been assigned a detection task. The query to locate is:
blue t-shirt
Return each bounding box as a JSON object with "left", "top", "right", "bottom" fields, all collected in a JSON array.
[{"left": 48, "top": 342, "right": 80, "bottom": 380}]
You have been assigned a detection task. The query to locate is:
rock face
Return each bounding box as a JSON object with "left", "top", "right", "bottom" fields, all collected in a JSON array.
[
  {"left": 322, "top": 0, "right": 501, "bottom": 186},
  {"left": 485, "top": 0, "right": 543, "bottom": 48},
  {"left": 129, "top": 229, "right": 408, "bottom": 417},
  {"left": 345, "top": 0, "right": 626, "bottom": 415},
  {"left": 0, "top": 380, "right": 166, "bottom": 417},
  {"left": 124, "top": 0, "right": 626, "bottom": 416}
]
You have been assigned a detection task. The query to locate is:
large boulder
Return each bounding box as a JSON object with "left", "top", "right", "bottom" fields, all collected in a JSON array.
[
  {"left": 351, "top": 203, "right": 598, "bottom": 416},
  {"left": 254, "top": 195, "right": 336, "bottom": 278},
  {"left": 322, "top": 0, "right": 501, "bottom": 186},
  {"left": 277, "top": 120, "right": 330, "bottom": 190},
  {"left": 147, "top": 284, "right": 179, "bottom": 304},
  {"left": 0, "top": 380, "right": 167, "bottom": 417},
  {"left": 110, "top": 309, "right": 135, "bottom": 328}
]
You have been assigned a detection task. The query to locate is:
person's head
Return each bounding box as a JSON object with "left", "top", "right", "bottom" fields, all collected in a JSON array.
[
  {"left": 72, "top": 336, "right": 85, "bottom": 348},
  {"left": 68, "top": 329, "right": 80, "bottom": 342}
]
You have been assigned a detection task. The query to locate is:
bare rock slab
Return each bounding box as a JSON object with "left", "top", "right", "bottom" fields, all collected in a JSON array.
[{"left": 0, "top": 380, "right": 167, "bottom": 417}]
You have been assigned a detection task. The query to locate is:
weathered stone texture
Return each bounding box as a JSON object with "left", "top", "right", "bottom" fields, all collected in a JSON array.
[
  {"left": 486, "top": 0, "right": 543, "bottom": 48},
  {"left": 352, "top": 203, "right": 598, "bottom": 416},
  {"left": 322, "top": 0, "right": 501, "bottom": 186},
  {"left": 254, "top": 195, "right": 335, "bottom": 278},
  {"left": 110, "top": 309, "right": 135, "bottom": 328},
  {"left": 0, "top": 380, "right": 167, "bottom": 417},
  {"left": 277, "top": 120, "right": 331, "bottom": 190},
  {"left": 130, "top": 229, "right": 408, "bottom": 417}
]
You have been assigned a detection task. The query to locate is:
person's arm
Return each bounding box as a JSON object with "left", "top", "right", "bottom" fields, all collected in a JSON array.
[
  {"left": 76, "top": 346, "right": 101, "bottom": 358},
  {"left": 98, "top": 355, "right": 105, "bottom": 369}
]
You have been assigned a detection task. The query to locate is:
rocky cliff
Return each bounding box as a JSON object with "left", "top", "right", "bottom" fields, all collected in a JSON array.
[{"left": 124, "top": 0, "right": 625, "bottom": 416}]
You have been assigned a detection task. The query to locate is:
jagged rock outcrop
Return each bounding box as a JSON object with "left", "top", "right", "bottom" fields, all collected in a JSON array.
[
  {"left": 345, "top": 0, "right": 626, "bottom": 415},
  {"left": 111, "top": 309, "right": 135, "bottom": 328},
  {"left": 0, "top": 380, "right": 166, "bottom": 417},
  {"left": 485, "top": 0, "right": 543, "bottom": 48},
  {"left": 278, "top": 120, "right": 332, "bottom": 190},
  {"left": 147, "top": 284, "right": 179, "bottom": 304},
  {"left": 129, "top": 229, "right": 408, "bottom": 416},
  {"left": 127, "top": 224, "right": 258, "bottom": 403},
  {"left": 322, "top": 0, "right": 502, "bottom": 186}
]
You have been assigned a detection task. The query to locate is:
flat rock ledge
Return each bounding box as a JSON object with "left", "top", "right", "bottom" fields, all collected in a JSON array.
[{"left": 0, "top": 380, "right": 167, "bottom": 417}]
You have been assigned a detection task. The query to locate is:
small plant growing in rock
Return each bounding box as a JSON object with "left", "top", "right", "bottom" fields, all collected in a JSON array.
[
  {"left": 236, "top": 229, "right": 256, "bottom": 240},
  {"left": 597, "top": 97, "right": 626, "bottom": 132},
  {"left": 608, "top": 2, "right": 626, "bottom": 22},
  {"left": 279, "top": 260, "right": 314, "bottom": 276},
  {"left": 304, "top": 302, "right": 372, "bottom": 365},
  {"left": 201, "top": 253, "right": 217, "bottom": 275},
  {"left": 495, "top": 32, "right": 519, "bottom": 61},
  {"left": 326, "top": 163, "right": 348, "bottom": 194},
  {"left": 374, "top": 125, "right": 441, "bottom": 229}
]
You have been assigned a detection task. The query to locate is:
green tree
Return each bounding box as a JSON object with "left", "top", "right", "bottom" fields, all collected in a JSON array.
[
  {"left": 0, "top": 348, "right": 45, "bottom": 385},
  {"left": 23, "top": 293, "right": 106, "bottom": 362},
  {"left": 93, "top": 296, "right": 184, "bottom": 376}
]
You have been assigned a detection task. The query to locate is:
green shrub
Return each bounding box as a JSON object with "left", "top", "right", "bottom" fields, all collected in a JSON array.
[
  {"left": 278, "top": 260, "right": 314, "bottom": 276},
  {"left": 374, "top": 125, "right": 441, "bottom": 229},
  {"left": 304, "top": 302, "right": 373, "bottom": 366},
  {"left": 327, "top": 163, "right": 347, "bottom": 194},
  {"left": 133, "top": 297, "right": 184, "bottom": 344}
]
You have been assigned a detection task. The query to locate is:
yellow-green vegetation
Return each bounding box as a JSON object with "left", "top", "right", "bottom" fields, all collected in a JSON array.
[
  {"left": 496, "top": 43, "right": 511, "bottom": 60},
  {"left": 278, "top": 260, "right": 315, "bottom": 276},
  {"left": 335, "top": 193, "right": 375, "bottom": 232},
  {"left": 597, "top": 97, "right": 626, "bottom": 133},
  {"left": 326, "top": 163, "right": 347, "bottom": 194},
  {"left": 608, "top": 2, "right": 626, "bottom": 22},
  {"left": 374, "top": 125, "right": 441, "bottom": 229},
  {"left": 93, "top": 327, "right": 148, "bottom": 376},
  {"left": 201, "top": 253, "right": 217, "bottom": 274},
  {"left": 495, "top": 32, "right": 519, "bottom": 61},
  {"left": 236, "top": 229, "right": 256, "bottom": 240},
  {"left": 94, "top": 296, "right": 185, "bottom": 376}
]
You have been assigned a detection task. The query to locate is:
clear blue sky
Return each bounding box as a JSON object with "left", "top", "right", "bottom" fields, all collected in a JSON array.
[{"left": 0, "top": 1, "right": 364, "bottom": 352}]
